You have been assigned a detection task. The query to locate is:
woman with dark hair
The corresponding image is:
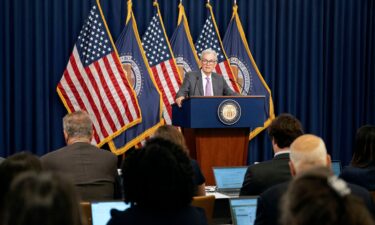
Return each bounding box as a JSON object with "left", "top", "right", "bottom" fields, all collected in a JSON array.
[
  {"left": 281, "top": 167, "right": 375, "bottom": 225},
  {"left": 108, "top": 137, "right": 208, "bottom": 225},
  {"left": 0, "top": 152, "right": 43, "bottom": 213},
  {"left": 340, "top": 125, "right": 375, "bottom": 190},
  {"left": 1, "top": 172, "right": 84, "bottom": 225},
  {"left": 154, "top": 125, "right": 206, "bottom": 196}
]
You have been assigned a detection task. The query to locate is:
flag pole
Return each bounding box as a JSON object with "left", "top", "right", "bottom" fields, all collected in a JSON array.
[{"left": 234, "top": 0, "right": 237, "bottom": 6}]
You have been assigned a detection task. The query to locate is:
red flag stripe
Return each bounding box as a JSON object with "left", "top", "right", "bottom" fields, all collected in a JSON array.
[
  {"left": 73, "top": 50, "right": 118, "bottom": 139},
  {"left": 164, "top": 59, "right": 181, "bottom": 93},
  {"left": 101, "top": 56, "right": 129, "bottom": 127},
  {"left": 151, "top": 66, "right": 171, "bottom": 106},
  {"left": 217, "top": 62, "right": 239, "bottom": 92},
  {"left": 84, "top": 64, "right": 116, "bottom": 136},
  {"left": 214, "top": 64, "right": 223, "bottom": 77},
  {"left": 151, "top": 66, "right": 172, "bottom": 124},
  {"left": 91, "top": 61, "right": 119, "bottom": 133},
  {"left": 69, "top": 49, "right": 110, "bottom": 139},
  {"left": 110, "top": 52, "right": 140, "bottom": 119},
  {"left": 83, "top": 65, "right": 115, "bottom": 138},
  {"left": 157, "top": 62, "right": 177, "bottom": 100},
  {"left": 222, "top": 61, "right": 240, "bottom": 92},
  {"left": 107, "top": 53, "right": 137, "bottom": 122}
]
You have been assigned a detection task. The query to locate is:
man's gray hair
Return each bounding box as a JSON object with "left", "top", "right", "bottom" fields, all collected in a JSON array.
[
  {"left": 63, "top": 111, "right": 93, "bottom": 139},
  {"left": 200, "top": 48, "right": 218, "bottom": 61}
]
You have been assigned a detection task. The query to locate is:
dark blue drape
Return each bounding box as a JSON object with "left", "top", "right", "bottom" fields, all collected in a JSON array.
[{"left": 1, "top": 0, "right": 374, "bottom": 166}]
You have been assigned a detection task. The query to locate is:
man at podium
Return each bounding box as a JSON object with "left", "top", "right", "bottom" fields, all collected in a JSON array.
[{"left": 175, "top": 48, "right": 238, "bottom": 107}]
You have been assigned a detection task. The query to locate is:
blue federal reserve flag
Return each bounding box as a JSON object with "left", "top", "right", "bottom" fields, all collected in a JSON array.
[
  {"left": 223, "top": 4, "right": 275, "bottom": 139},
  {"left": 170, "top": 2, "right": 200, "bottom": 76},
  {"left": 109, "top": 1, "right": 163, "bottom": 155}
]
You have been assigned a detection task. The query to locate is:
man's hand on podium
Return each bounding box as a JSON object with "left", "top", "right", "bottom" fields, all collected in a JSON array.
[{"left": 175, "top": 96, "right": 185, "bottom": 108}]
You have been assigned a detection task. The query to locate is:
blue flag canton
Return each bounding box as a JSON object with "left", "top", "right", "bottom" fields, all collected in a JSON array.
[
  {"left": 142, "top": 14, "right": 170, "bottom": 67},
  {"left": 76, "top": 5, "right": 112, "bottom": 67},
  {"left": 195, "top": 16, "right": 225, "bottom": 62}
]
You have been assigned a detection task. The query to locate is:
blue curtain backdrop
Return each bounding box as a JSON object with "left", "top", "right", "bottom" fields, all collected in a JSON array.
[{"left": 1, "top": 0, "right": 374, "bottom": 166}]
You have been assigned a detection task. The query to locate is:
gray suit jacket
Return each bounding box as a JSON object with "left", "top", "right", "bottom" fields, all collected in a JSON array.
[
  {"left": 175, "top": 71, "right": 237, "bottom": 98},
  {"left": 41, "top": 142, "right": 118, "bottom": 201}
]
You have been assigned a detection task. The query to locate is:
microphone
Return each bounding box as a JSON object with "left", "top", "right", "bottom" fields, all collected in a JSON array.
[
  {"left": 229, "top": 78, "right": 249, "bottom": 95},
  {"left": 191, "top": 76, "right": 200, "bottom": 97}
]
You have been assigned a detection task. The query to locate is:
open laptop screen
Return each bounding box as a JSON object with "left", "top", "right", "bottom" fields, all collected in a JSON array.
[
  {"left": 213, "top": 167, "right": 247, "bottom": 190},
  {"left": 230, "top": 197, "right": 258, "bottom": 225},
  {"left": 91, "top": 201, "right": 131, "bottom": 225},
  {"left": 331, "top": 160, "right": 342, "bottom": 176}
]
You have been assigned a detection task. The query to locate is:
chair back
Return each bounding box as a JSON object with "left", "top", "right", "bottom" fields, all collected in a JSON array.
[
  {"left": 80, "top": 202, "right": 92, "bottom": 225},
  {"left": 191, "top": 195, "right": 215, "bottom": 224},
  {"left": 370, "top": 191, "right": 375, "bottom": 202}
]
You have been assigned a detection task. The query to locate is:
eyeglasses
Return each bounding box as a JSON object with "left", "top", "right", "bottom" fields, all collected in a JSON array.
[{"left": 201, "top": 59, "right": 217, "bottom": 64}]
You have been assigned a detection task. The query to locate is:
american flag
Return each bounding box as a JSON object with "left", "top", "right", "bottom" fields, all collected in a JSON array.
[
  {"left": 57, "top": 3, "right": 141, "bottom": 146},
  {"left": 142, "top": 2, "right": 182, "bottom": 125},
  {"left": 195, "top": 3, "right": 240, "bottom": 93}
]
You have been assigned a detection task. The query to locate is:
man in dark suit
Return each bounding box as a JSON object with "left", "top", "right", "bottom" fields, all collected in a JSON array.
[
  {"left": 41, "top": 111, "right": 118, "bottom": 201},
  {"left": 240, "top": 114, "right": 303, "bottom": 196},
  {"left": 175, "top": 48, "right": 237, "bottom": 107},
  {"left": 255, "top": 134, "right": 375, "bottom": 225}
]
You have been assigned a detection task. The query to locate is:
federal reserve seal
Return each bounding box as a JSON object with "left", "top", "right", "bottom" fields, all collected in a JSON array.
[
  {"left": 217, "top": 99, "right": 241, "bottom": 125},
  {"left": 119, "top": 55, "right": 142, "bottom": 96}
]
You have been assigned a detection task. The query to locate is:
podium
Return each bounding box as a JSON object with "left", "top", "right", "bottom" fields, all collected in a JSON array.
[{"left": 172, "top": 96, "right": 266, "bottom": 185}]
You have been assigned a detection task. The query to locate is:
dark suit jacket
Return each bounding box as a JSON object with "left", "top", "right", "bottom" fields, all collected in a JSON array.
[
  {"left": 240, "top": 153, "right": 292, "bottom": 196},
  {"left": 175, "top": 71, "right": 237, "bottom": 98},
  {"left": 255, "top": 181, "right": 375, "bottom": 225},
  {"left": 340, "top": 165, "right": 375, "bottom": 191},
  {"left": 41, "top": 142, "right": 118, "bottom": 201}
]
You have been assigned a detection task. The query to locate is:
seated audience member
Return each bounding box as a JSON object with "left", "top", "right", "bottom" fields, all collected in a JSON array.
[
  {"left": 154, "top": 125, "right": 206, "bottom": 196},
  {"left": 0, "top": 152, "right": 42, "bottom": 213},
  {"left": 41, "top": 111, "right": 118, "bottom": 201},
  {"left": 1, "top": 171, "right": 84, "bottom": 225},
  {"left": 255, "top": 134, "right": 375, "bottom": 225},
  {"left": 281, "top": 167, "right": 375, "bottom": 225},
  {"left": 340, "top": 125, "right": 375, "bottom": 191},
  {"left": 108, "top": 138, "right": 208, "bottom": 225},
  {"left": 240, "top": 114, "right": 303, "bottom": 196}
]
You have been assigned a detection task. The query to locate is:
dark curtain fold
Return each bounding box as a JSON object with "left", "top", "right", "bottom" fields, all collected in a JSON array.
[{"left": 1, "top": 0, "right": 374, "bottom": 166}]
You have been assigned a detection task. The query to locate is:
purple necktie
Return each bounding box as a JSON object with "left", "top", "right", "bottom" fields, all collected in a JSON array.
[{"left": 205, "top": 77, "right": 212, "bottom": 96}]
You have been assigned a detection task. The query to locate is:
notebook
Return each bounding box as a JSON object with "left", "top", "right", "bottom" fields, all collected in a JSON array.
[
  {"left": 91, "top": 201, "right": 131, "bottom": 225},
  {"left": 212, "top": 166, "right": 248, "bottom": 196},
  {"left": 230, "top": 197, "right": 258, "bottom": 225},
  {"left": 331, "top": 160, "right": 342, "bottom": 176}
]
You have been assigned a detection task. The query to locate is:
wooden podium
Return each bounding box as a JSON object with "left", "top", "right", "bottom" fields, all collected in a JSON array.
[{"left": 172, "top": 96, "right": 266, "bottom": 185}]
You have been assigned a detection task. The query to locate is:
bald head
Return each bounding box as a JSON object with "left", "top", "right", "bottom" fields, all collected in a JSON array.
[{"left": 289, "top": 134, "right": 330, "bottom": 174}]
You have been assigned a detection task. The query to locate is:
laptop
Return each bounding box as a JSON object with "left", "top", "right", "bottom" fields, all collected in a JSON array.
[
  {"left": 230, "top": 197, "right": 258, "bottom": 225},
  {"left": 91, "top": 201, "right": 131, "bottom": 225},
  {"left": 212, "top": 166, "right": 248, "bottom": 196},
  {"left": 331, "top": 160, "right": 342, "bottom": 176}
]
